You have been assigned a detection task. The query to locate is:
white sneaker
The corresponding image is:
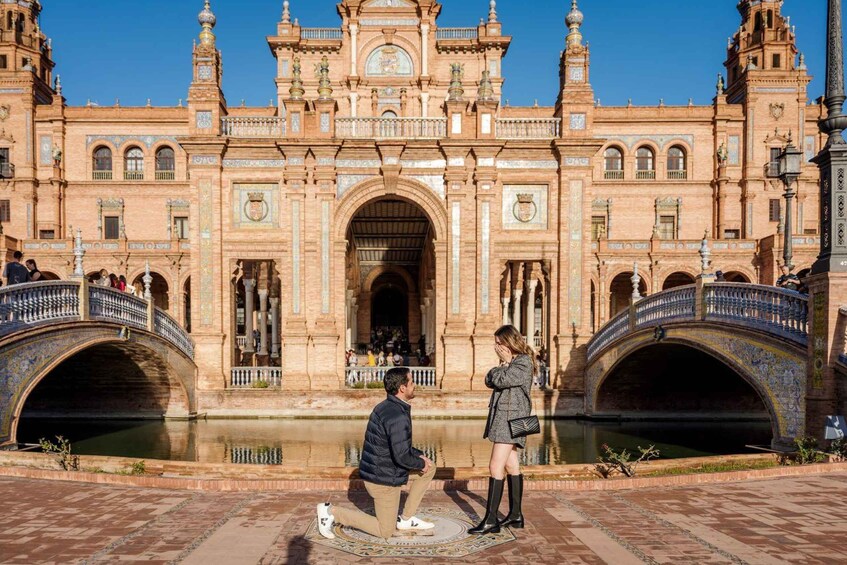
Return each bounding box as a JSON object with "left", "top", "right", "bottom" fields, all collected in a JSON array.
[
  {"left": 316, "top": 503, "right": 335, "bottom": 539},
  {"left": 396, "top": 515, "right": 435, "bottom": 531}
]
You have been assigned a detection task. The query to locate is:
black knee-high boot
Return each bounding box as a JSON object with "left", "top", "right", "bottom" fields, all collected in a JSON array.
[
  {"left": 468, "top": 477, "right": 504, "bottom": 535},
  {"left": 498, "top": 474, "right": 524, "bottom": 528}
]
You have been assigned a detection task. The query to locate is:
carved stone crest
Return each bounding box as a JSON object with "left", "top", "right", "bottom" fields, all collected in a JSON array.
[
  {"left": 244, "top": 192, "right": 269, "bottom": 222},
  {"left": 770, "top": 103, "right": 785, "bottom": 120},
  {"left": 513, "top": 193, "right": 537, "bottom": 223},
  {"left": 0, "top": 106, "right": 10, "bottom": 121}
]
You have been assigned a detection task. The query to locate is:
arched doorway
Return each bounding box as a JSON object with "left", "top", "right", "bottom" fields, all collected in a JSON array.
[
  {"left": 609, "top": 272, "right": 647, "bottom": 317},
  {"left": 38, "top": 271, "right": 61, "bottom": 281},
  {"left": 723, "top": 271, "right": 750, "bottom": 283},
  {"left": 662, "top": 271, "right": 695, "bottom": 290},
  {"left": 133, "top": 272, "right": 169, "bottom": 311},
  {"left": 346, "top": 199, "right": 434, "bottom": 360}
]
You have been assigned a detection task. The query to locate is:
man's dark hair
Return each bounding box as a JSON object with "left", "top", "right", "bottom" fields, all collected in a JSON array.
[
  {"left": 13, "top": 251, "right": 22, "bottom": 261},
  {"left": 384, "top": 367, "right": 411, "bottom": 396}
]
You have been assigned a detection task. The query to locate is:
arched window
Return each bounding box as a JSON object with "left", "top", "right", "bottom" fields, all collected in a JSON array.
[
  {"left": 636, "top": 147, "right": 655, "bottom": 179},
  {"left": 93, "top": 146, "right": 112, "bottom": 180},
  {"left": 382, "top": 110, "right": 398, "bottom": 118},
  {"left": 667, "top": 146, "right": 687, "bottom": 179},
  {"left": 603, "top": 147, "right": 623, "bottom": 180},
  {"left": 124, "top": 147, "right": 144, "bottom": 180},
  {"left": 156, "top": 147, "right": 175, "bottom": 180}
]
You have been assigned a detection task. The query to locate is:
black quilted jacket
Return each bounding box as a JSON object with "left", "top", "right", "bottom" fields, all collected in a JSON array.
[{"left": 358, "top": 395, "right": 425, "bottom": 486}]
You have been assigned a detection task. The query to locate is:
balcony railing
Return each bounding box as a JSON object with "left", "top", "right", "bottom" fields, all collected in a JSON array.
[
  {"left": 604, "top": 170, "right": 624, "bottom": 180},
  {"left": 635, "top": 170, "right": 656, "bottom": 180},
  {"left": 92, "top": 170, "right": 113, "bottom": 181},
  {"left": 155, "top": 170, "right": 175, "bottom": 181},
  {"left": 124, "top": 171, "right": 144, "bottom": 181},
  {"left": 300, "top": 28, "right": 343, "bottom": 40},
  {"left": 335, "top": 117, "right": 447, "bottom": 139},
  {"left": 222, "top": 116, "right": 286, "bottom": 138},
  {"left": 667, "top": 170, "right": 688, "bottom": 180},
  {"left": 345, "top": 366, "right": 437, "bottom": 388},
  {"left": 436, "top": 28, "right": 479, "bottom": 40},
  {"left": 496, "top": 118, "right": 561, "bottom": 139},
  {"left": 0, "top": 163, "right": 14, "bottom": 179},
  {"left": 230, "top": 367, "right": 282, "bottom": 388}
]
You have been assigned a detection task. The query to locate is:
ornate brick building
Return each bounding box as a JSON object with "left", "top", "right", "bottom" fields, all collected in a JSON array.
[{"left": 0, "top": 0, "right": 827, "bottom": 400}]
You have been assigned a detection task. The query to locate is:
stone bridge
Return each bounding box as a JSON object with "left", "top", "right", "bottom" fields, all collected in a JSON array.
[
  {"left": 585, "top": 281, "right": 809, "bottom": 449},
  {"left": 0, "top": 281, "right": 196, "bottom": 447}
]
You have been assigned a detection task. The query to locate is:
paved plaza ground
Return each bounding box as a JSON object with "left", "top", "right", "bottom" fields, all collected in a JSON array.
[{"left": 1, "top": 471, "right": 847, "bottom": 564}]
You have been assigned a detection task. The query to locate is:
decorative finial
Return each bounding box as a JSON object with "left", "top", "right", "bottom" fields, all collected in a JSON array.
[
  {"left": 317, "top": 56, "right": 333, "bottom": 100},
  {"left": 282, "top": 0, "right": 291, "bottom": 24},
  {"left": 746, "top": 54, "right": 756, "bottom": 70},
  {"left": 447, "top": 63, "right": 464, "bottom": 102},
  {"left": 143, "top": 261, "right": 153, "bottom": 301},
  {"left": 631, "top": 262, "right": 642, "bottom": 300},
  {"left": 488, "top": 0, "right": 497, "bottom": 23},
  {"left": 72, "top": 229, "right": 85, "bottom": 278},
  {"left": 146, "top": 98, "right": 152, "bottom": 107},
  {"left": 798, "top": 53, "right": 806, "bottom": 70},
  {"left": 289, "top": 57, "right": 305, "bottom": 99},
  {"left": 821, "top": 0, "right": 847, "bottom": 146},
  {"left": 54, "top": 74, "right": 62, "bottom": 95},
  {"left": 716, "top": 73, "right": 724, "bottom": 95},
  {"left": 198, "top": 0, "right": 217, "bottom": 47},
  {"left": 699, "top": 230, "right": 712, "bottom": 274},
  {"left": 565, "top": 0, "right": 584, "bottom": 47},
  {"left": 477, "top": 70, "right": 494, "bottom": 102}
]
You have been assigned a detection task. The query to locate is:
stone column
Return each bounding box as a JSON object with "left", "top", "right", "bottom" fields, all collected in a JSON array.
[
  {"left": 512, "top": 289, "right": 523, "bottom": 333},
  {"left": 502, "top": 296, "right": 510, "bottom": 325},
  {"left": 526, "top": 279, "right": 538, "bottom": 347},
  {"left": 243, "top": 278, "right": 255, "bottom": 354},
  {"left": 270, "top": 296, "right": 280, "bottom": 359},
  {"left": 258, "top": 289, "right": 269, "bottom": 356},
  {"left": 351, "top": 299, "right": 359, "bottom": 348}
]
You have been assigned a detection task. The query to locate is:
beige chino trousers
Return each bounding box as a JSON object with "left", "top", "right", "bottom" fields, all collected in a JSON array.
[{"left": 332, "top": 465, "right": 436, "bottom": 540}]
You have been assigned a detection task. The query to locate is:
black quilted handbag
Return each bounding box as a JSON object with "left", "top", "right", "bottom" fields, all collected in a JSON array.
[{"left": 507, "top": 386, "right": 540, "bottom": 438}]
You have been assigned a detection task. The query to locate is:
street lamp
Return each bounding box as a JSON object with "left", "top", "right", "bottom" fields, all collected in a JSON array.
[{"left": 778, "top": 135, "right": 803, "bottom": 271}]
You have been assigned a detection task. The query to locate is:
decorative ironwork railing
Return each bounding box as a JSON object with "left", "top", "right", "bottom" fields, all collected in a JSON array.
[
  {"left": 123, "top": 171, "right": 144, "bottom": 181},
  {"left": 335, "top": 117, "right": 447, "bottom": 139},
  {"left": 92, "top": 171, "right": 113, "bottom": 180},
  {"left": 155, "top": 170, "right": 175, "bottom": 181},
  {"left": 635, "top": 170, "right": 656, "bottom": 180},
  {"left": 221, "top": 117, "right": 286, "bottom": 138},
  {"left": 703, "top": 283, "right": 808, "bottom": 345},
  {"left": 667, "top": 170, "right": 688, "bottom": 180},
  {"left": 345, "top": 366, "right": 437, "bottom": 388},
  {"left": 495, "top": 118, "right": 561, "bottom": 139},
  {"left": 604, "top": 170, "right": 624, "bottom": 180},
  {"left": 634, "top": 285, "right": 696, "bottom": 329},
  {"left": 230, "top": 367, "right": 282, "bottom": 388},
  {"left": 0, "top": 281, "right": 194, "bottom": 359},
  {"left": 301, "top": 28, "right": 343, "bottom": 40},
  {"left": 587, "top": 283, "right": 809, "bottom": 362},
  {"left": 436, "top": 28, "right": 479, "bottom": 40}
]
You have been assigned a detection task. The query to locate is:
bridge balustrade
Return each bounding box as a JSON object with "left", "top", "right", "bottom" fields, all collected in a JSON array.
[
  {"left": 703, "top": 283, "right": 808, "bottom": 345},
  {"left": 587, "top": 282, "right": 809, "bottom": 361},
  {"left": 0, "top": 281, "right": 194, "bottom": 359},
  {"left": 230, "top": 367, "right": 282, "bottom": 388}
]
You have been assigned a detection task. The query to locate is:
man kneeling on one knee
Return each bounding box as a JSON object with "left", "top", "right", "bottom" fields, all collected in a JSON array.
[{"left": 317, "top": 367, "right": 436, "bottom": 541}]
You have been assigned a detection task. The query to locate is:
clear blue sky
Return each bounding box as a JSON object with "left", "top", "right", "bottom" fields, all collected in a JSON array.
[{"left": 41, "top": 0, "right": 836, "bottom": 108}]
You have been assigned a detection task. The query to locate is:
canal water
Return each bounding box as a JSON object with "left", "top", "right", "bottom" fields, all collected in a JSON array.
[{"left": 17, "top": 418, "right": 772, "bottom": 467}]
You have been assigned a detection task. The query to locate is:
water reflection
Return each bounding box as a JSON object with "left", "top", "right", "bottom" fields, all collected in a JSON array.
[{"left": 18, "top": 418, "right": 772, "bottom": 467}]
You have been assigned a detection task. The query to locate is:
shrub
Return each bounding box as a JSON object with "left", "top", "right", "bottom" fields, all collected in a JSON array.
[
  {"left": 829, "top": 438, "right": 847, "bottom": 461},
  {"left": 366, "top": 380, "right": 385, "bottom": 389},
  {"left": 791, "top": 436, "right": 826, "bottom": 465},
  {"left": 251, "top": 380, "right": 270, "bottom": 389},
  {"left": 594, "top": 444, "right": 660, "bottom": 479},
  {"left": 39, "top": 435, "right": 79, "bottom": 471}
]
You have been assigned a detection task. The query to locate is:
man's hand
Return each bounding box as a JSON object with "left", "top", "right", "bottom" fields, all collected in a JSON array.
[{"left": 420, "top": 455, "right": 434, "bottom": 474}]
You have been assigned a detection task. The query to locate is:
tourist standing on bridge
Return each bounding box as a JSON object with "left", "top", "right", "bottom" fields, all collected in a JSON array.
[
  {"left": 3, "top": 251, "right": 30, "bottom": 285},
  {"left": 317, "top": 367, "right": 436, "bottom": 541},
  {"left": 470, "top": 325, "right": 537, "bottom": 535}
]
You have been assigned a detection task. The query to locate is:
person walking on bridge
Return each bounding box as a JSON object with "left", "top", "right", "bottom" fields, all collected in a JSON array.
[
  {"left": 316, "top": 367, "right": 436, "bottom": 541},
  {"left": 3, "top": 251, "right": 30, "bottom": 285}
]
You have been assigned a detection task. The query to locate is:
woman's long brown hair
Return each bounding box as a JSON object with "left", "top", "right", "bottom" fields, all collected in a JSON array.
[{"left": 495, "top": 324, "right": 538, "bottom": 376}]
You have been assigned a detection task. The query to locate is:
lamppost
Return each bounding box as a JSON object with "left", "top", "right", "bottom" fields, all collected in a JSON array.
[{"left": 778, "top": 135, "right": 803, "bottom": 271}]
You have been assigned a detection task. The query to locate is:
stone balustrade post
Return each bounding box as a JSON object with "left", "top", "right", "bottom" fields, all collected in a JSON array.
[{"left": 78, "top": 279, "right": 89, "bottom": 321}]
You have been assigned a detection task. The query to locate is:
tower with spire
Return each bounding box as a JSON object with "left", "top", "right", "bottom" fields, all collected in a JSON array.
[
  {"left": 188, "top": 1, "right": 227, "bottom": 136},
  {"left": 555, "top": 1, "right": 594, "bottom": 129}
]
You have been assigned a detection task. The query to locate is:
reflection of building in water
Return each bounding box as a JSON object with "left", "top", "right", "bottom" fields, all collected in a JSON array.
[
  {"left": 520, "top": 443, "right": 551, "bottom": 466},
  {"left": 228, "top": 445, "right": 283, "bottom": 465}
]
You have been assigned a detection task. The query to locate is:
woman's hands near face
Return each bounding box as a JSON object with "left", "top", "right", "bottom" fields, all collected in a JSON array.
[{"left": 495, "top": 343, "right": 512, "bottom": 363}]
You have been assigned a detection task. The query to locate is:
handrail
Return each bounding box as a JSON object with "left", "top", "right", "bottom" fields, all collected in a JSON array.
[
  {"left": 230, "top": 367, "right": 282, "bottom": 388},
  {"left": 436, "top": 28, "right": 479, "bottom": 40},
  {"left": 301, "top": 28, "right": 343, "bottom": 40},
  {"left": 634, "top": 285, "right": 696, "bottom": 329},
  {"left": 222, "top": 116, "right": 285, "bottom": 138},
  {"left": 335, "top": 117, "right": 447, "bottom": 139},
  {"left": 495, "top": 118, "right": 561, "bottom": 139},
  {"left": 0, "top": 281, "right": 194, "bottom": 359},
  {"left": 345, "top": 366, "right": 437, "bottom": 387}
]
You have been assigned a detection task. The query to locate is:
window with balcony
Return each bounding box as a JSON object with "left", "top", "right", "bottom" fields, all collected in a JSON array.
[
  {"left": 39, "top": 230, "right": 55, "bottom": 239},
  {"left": 769, "top": 198, "right": 781, "bottom": 222},
  {"left": 591, "top": 216, "right": 607, "bottom": 240},
  {"left": 156, "top": 147, "right": 175, "bottom": 180},
  {"left": 765, "top": 147, "right": 781, "bottom": 177},
  {"left": 0, "top": 199, "right": 9, "bottom": 222},
  {"left": 658, "top": 215, "right": 676, "bottom": 239},
  {"left": 93, "top": 146, "right": 113, "bottom": 180},
  {"left": 723, "top": 229, "right": 740, "bottom": 240},
  {"left": 603, "top": 147, "right": 623, "bottom": 180},
  {"left": 0, "top": 147, "right": 12, "bottom": 179},
  {"left": 104, "top": 216, "right": 120, "bottom": 240},
  {"left": 124, "top": 147, "right": 144, "bottom": 180},
  {"left": 174, "top": 216, "right": 189, "bottom": 239},
  {"left": 635, "top": 147, "right": 655, "bottom": 179},
  {"left": 667, "top": 146, "right": 687, "bottom": 179}
]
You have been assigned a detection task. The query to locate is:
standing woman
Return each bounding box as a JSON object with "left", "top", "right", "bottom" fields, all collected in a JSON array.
[
  {"left": 24, "top": 260, "right": 42, "bottom": 282},
  {"left": 469, "top": 324, "right": 537, "bottom": 535}
]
